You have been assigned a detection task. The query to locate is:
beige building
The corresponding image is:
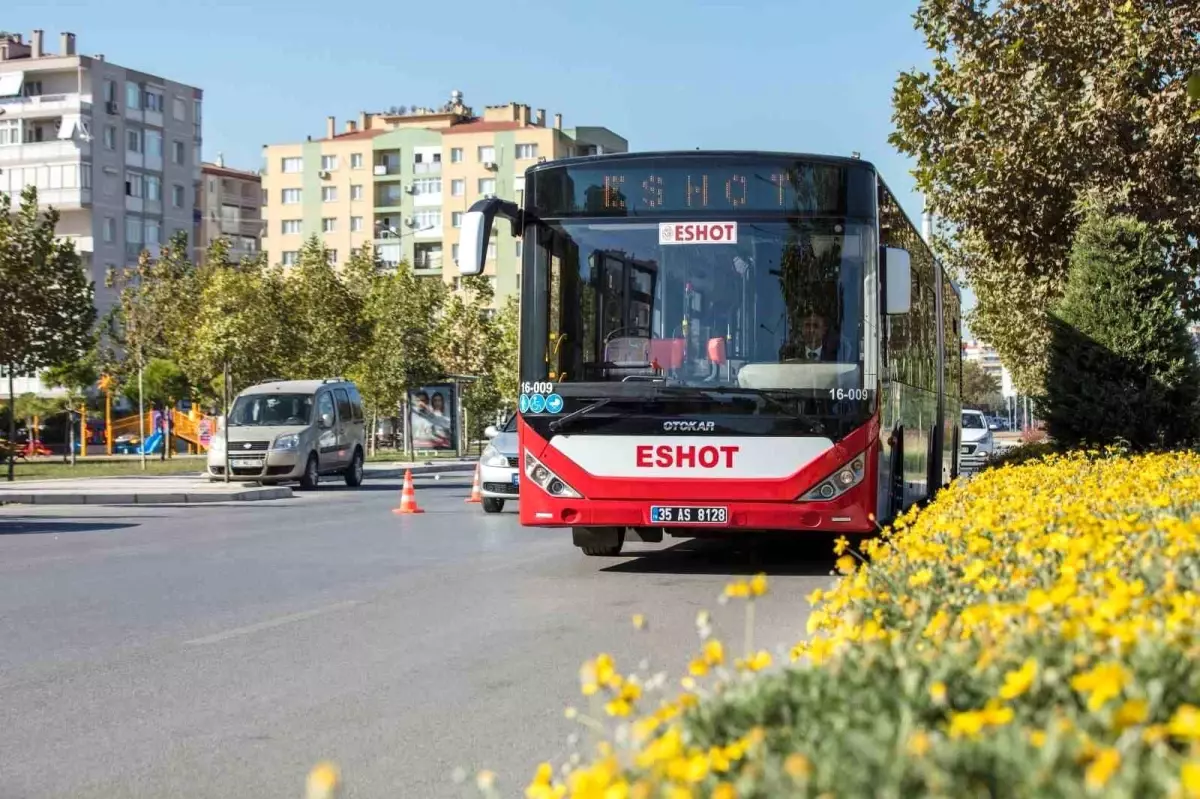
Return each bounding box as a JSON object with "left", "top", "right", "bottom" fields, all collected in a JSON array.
[
  {"left": 196, "top": 156, "right": 262, "bottom": 262},
  {"left": 261, "top": 92, "right": 626, "bottom": 301}
]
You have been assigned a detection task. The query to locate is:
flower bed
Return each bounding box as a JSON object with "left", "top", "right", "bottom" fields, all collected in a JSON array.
[{"left": 523, "top": 451, "right": 1200, "bottom": 798}]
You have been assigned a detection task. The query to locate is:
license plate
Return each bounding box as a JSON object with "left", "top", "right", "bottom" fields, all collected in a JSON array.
[
  {"left": 234, "top": 457, "right": 264, "bottom": 468},
  {"left": 650, "top": 505, "right": 729, "bottom": 524},
  {"left": 511, "top": 473, "right": 520, "bottom": 486}
]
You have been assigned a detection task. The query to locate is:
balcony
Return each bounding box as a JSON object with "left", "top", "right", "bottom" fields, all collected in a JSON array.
[
  {"left": 0, "top": 93, "right": 88, "bottom": 117},
  {"left": 59, "top": 234, "right": 95, "bottom": 254},
  {"left": 222, "top": 191, "right": 260, "bottom": 208},
  {"left": 14, "top": 187, "right": 91, "bottom": 209},
  {"left": 373, "top": 162, "right": 402, "bottom": 178},
  {"left": 0, "top": 139, "right": 91, "bottom": 164},
  {"left": 219, "top": 218, "right": 264, "bottom": 236},
  {"left": 413, "top": 162, "right": 441, "bottom": 175}
]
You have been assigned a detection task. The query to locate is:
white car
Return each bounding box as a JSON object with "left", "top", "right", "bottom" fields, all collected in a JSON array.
[
  {"left": 960, "top": 409, "right": 994, "bottom": 471},
  {"left": 479, "top": 416, "right": 519, "bottom": 513}
]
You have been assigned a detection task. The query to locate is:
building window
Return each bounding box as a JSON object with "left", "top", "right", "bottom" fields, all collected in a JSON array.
[
  {"left": 172, "top": 184, "right": 186, "bottom": 208},
  {"left": 487, "top": 241, "right": 497, "bottom": 261},
  {"left": 322, "top": 217, "right": 337, "bottom": 233},
  {"left": 451, "top": 243, "right": 459, "bottom": 262},
  {"left": 450, "top": 148, "right": 463, "bottom": 163},
  {"left": 282, "top": 219, "right": 302, "bottom": 235},
  {"left": 194, "top": 143, "right": 201, "bottom": 167},
  {"left": 125, "top": 217, "right": 143, "bottom": 244},
  {"left": 103, "top": 125, "right": 116, "bottom": 150},
  {"left": 144, "top": 91, "right": 164, "bottom": 113},
  {"left": 477, "top": 146, "right": 495, "bottom": 163},
  {"left": 326, "top": 249, "right": 338, "bottom": 265},
  {"left": 321, "top": 186, "right": 337, "bottom": 203},
  {"left": 145, "top": 130, "right": 163, "bottom": 158},
  {"left": 282, "top": 188, "right": 302, "bottom": 204},
  {"left": 412, "top": 178, "right": 441, "bottom": 195},
  {"left": 146, "top": 222, "right": 162, "bottom": 247},
  {"left": 516, "top": 240, "right": 523, "bottom": 258},
  {"left": 145, "top": 175, "right": 161, "bottom": 201},
  {"left": 350, "top": 153, "right": 364, "bottom": 169},
  {"left": 350, "top": 184, "right": 364, "bottom": 201},
  {"left": 350, "top": 216, "right": 363, "bottom": 232},
  {"left": 126, "top": 129, "right": 142, "bottom": 154},
  {"left": 173, "top": 97, "right": 186, "bottom": 120},
  {"left": 0, "top": 119, "right": 20, "bottom": 146},
  {"left": 194, "top": 100, "right": 202, "bottom": 123},
  {"left": 124, "top": 172, "right": 143, "bottom": 198},
  {"left": 103, "top": 217, "right": 116, "bottom": 243},
  {"left": 282, "top": 251, "right": 299, "bottom": 266},
  {"left": 478, "top": 177, "right": 496, "bottom": 195},
  {"left": 321, "top": 155, "right": 338, "bottom": 171},
  {"left": 515, "top": 143, "right": 538, "bottom": 159},
  {"left": 451, "top": 179, "right": 465, "bottom": 197},
  {"left": 281, "top": 157, "right": 303, "bottom": 173},
  {"left": 125, "top": 82, "right": 141, "bottom": 110},
  {"left": 451, "top": 212, "right": 463, "bottom": 228},
  {"left": 414, "top": 208, "right": 441, "bottom": 230},
  {"left": 172, "top": 141, "right": 186, "bottom": 164},
  {"left": 104, "top": 80, "right": 116, "bottom": 105}
]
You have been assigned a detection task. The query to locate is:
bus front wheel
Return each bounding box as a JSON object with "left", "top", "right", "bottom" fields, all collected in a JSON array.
[{"left": 573, "top": 527, "right": 625, "bottom": 557}]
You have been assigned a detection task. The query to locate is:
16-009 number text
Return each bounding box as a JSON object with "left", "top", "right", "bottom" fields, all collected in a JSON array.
[{"left": 829, "top": 388, "right": 872, "bottom": 401}]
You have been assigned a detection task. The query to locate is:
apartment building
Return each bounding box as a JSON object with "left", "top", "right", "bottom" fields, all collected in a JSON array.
[
  {"left": 261, "top": 92, "right": 626, "bottom": 301},
  {"left": 0, "top": 30, "right": 203, "bottom": 314},
  {"left": 196, "top": 155, "right": 262, "bottom": 263}
]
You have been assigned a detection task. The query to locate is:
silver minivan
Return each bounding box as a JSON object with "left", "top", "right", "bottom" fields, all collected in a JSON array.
[{"left": 207, "top": 379, "right": 367, "bottom": 490}]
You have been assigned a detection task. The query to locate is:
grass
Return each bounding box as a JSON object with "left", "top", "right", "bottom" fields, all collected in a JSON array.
[{"left": 2, "top": 457, "right": 205, "bottom": 481}]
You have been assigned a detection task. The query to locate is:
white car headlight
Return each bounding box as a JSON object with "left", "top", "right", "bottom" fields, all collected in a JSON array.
[
  {"left": 480, "top": 444, "right": 509, "bottom": 468},
  {"left": 272, "top": 433, "right": 300, "bottom": 451},
  {"left": 208, "top": 434, "right": 226, "bottom": 455}
]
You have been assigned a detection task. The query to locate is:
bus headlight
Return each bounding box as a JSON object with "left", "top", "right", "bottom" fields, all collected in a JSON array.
[
  {"left": 524, "top": 451, "right": 582, "bottom": 498},
  {"left": 799, "top": 453, "right": 866, "bottom": 502}
]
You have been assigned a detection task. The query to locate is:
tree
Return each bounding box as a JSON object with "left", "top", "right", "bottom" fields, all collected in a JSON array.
[
  {"left": 0, "top": 186, "right": 96, "bottom": 479},
  {"left": 891, "top": 1, "right": 1200, "bottom": 393},
  {"left": 961, "top": 360, "right": 1003, "bottom": 412},
  {"left": 491, "top": 294, "right": 520, "bottom": 412},
  {"left": 435, "top": 276, "right": 499, "bottom": 449},
  {"left": 348, "top": 249, "right": 445, "bottom": 451},
  {"left": 1041, "top": 205, "right": 1200, "bottom": 450},
  {"left": 286, "top": 236, "right": 368, "bottom": 379},
  {"left": 42, "top": 350, "right": 100, "bottom": 465}
]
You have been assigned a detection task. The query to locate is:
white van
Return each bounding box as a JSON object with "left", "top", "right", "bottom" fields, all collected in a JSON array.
[{"left": 207, "top": 379, "right": 367, "bottom": 490}]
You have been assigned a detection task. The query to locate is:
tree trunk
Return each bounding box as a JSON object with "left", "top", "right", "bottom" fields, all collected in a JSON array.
[
  {"left": 6, "top": 367, "right": 14, "bottom": 482},
  {"left": 68, "top": 406, "right": 76, "bottom": 467},
  {"left": 138, "top": 366, "right": 146, "bottom": 471},
  {"left": 223, "top": 359, "right": 230, "bottom": 484}
]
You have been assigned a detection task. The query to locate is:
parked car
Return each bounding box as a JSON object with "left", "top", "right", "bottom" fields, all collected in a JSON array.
[
  {"left": 960, "top": 409, "right": 995, "bottom": 471},
  {"left": 207, "top": 378, "right": 366, "bottom": 490},
  {"left": 479, "top": 415, "right": 519, "bottom": 513}
]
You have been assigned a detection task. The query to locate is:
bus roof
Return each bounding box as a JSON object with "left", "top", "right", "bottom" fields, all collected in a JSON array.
[{"left": 525, "top": 149, "right": 879, "bottom": 174}]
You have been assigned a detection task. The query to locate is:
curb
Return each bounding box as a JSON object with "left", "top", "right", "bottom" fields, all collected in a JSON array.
[
  {"left": 0, "top": 486, "right": 294, "bottom": 506},
  {"left": 367, "top": 463, "right": 476, "bottom": 479}
]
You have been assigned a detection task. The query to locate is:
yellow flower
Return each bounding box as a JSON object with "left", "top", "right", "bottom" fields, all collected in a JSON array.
[
  {"left": 1029, "top": 730, "right": 1047, "bottom": 748},
  {"left": 712, "top": 784, "right": 738, "bottom": 799},
  {"left": 784, "top": 753, "right": 812, "bottom": 779},
  {"left": 306, "top": 762, "right": 340, "bottom": 799},
  {"left": 1085, "top": 748, "right": 1121, "bottom": 791},
  {"left": 749, "top": 573, "right": 768, "bottom": 596},
  {"left": 1114, "top": 699, "right": 1149, "bottom": 731},
  {"left": 525, "top": 762, "right": 565, "bottom": 799},
  {"left": 735, "top": 650, "right": 772, "bottom": 672},
  {"left": 1169, "top": 704, "right": 1200, "bottom": 740},
  {"left": 1181, "top": 761, "right": 1200, "bottom": 798},
  {"left": 806, "top": 587, "right": 824, "bottom": 605},
  {"left": 929, "top": 681, "right": 947, "bottom": 704},
  {"left": 631, "top": 614, "right": 646, "bottom": 631},
  {"left": 833, "top": 535, "right": 851, "bottom": 556},
  {"left": 998, "top": 658, "right": 1038, "bottom": 700},
  {"left": 1070, "top": 662, "right": 1131, "bottom": 711},
  {"left": 724, "top": 580, "right": 750, "bottom": 598},
  {"left": 703, "top": 639, "right": 725, "bottom": 666},
  {"left": 907, "top": 730, "right": 931, "bottom": 756},
  {"left": 836, "top": 555, "right": 856, "bottom": 574},
  {"left": 908, "top": 568, "right": 934, "bottom": 588}
]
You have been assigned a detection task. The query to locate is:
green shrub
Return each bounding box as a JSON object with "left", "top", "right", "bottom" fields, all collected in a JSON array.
[{"left": 1041, "top": 207, "right": 1200, "bottom": 450}]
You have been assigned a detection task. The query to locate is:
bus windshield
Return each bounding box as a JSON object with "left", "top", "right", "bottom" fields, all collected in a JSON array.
[{"left": 524, "top": 219, "right": 870, "bottom": 397}]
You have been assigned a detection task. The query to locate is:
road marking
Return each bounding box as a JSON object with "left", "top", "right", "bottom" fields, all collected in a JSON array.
[{"left": 183, "top": 600, "right": 360, "bottom": 646}]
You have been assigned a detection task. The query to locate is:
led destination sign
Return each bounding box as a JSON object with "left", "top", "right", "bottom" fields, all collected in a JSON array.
[{"left": 529, "top": 157, "right": 876, "bottom": 218}]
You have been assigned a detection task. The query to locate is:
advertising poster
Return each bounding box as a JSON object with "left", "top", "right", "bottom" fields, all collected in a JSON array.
[{"left": 408, "top": 384, "right": 456, "bottom": 451}]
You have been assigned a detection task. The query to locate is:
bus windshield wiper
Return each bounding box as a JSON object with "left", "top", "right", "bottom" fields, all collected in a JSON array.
[{"left": 548, "top": 398, "right": 612, "bottom": 432}]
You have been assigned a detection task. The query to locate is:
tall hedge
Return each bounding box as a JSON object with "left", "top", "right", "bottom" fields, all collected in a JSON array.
[{"left": 1042, "top": 208, "right": 1199, "bottom": 449}]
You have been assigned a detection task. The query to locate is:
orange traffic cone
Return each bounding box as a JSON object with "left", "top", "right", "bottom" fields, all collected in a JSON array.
[
  {"left": 465, "top": 464, "right": 483, "bottom": 503},
  {"left": 392, "top": 469, "right": 425, "bottom": 514}
]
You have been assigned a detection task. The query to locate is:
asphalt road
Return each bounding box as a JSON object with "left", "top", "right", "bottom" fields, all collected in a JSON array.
[{"left": 0, "top": 475, "right": 841, "bottom": 798}]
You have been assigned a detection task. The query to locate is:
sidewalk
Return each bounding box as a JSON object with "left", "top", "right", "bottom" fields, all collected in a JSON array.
[{"left": 0, "top": 460, "right": 477, "bottom": 506}]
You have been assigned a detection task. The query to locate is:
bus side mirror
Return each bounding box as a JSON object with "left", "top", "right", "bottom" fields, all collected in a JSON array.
[
  {"left": 457, "top": 197, "right": 523, "bottom": 277},
  {"left": 884, "top": 247, "right": 912, "bottom": 315}
]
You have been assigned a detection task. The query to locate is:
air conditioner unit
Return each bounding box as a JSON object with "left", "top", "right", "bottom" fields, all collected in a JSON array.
[
  {"left": 317, "top": 170, "right": 331, "bottom": 179},
  {"left": 105, "top": 101, "right": 119, "bottom": 114},
  {"left": 404, "top": 218, "right": 418, "bottom": 228},
  {"left": 482, "top": 161, "right": 497, "bottom": 171},
  {"left": 404, "top": 184, "right": 417, "bottom": 194},
  {"left": 373, "top": 165, "right": 387, "bottom": 176}
]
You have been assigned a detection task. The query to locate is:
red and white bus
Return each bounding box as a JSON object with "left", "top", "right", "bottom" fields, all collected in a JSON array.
[{"left": 459, "top": 151, "right": 962, "bottom": 556}]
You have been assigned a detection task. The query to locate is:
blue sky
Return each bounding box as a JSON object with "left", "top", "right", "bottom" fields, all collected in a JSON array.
[{"left": 11, "top": 0, "right": 973, "bottom": 311}]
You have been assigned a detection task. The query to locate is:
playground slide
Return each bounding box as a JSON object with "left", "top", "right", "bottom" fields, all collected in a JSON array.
[{"left": 135, "top": 431, "right": 164, "bottom": 455}]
